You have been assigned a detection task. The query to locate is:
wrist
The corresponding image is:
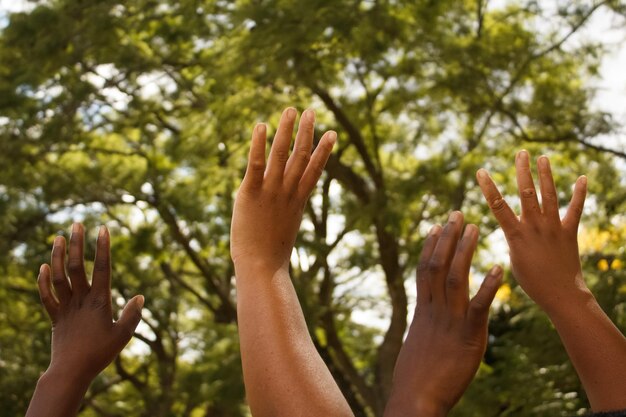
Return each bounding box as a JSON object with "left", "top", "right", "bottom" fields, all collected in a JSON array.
[
  {"left": 541, "top": 283, "right": 595, "bottom": 320},
  {"left": 41, "top": 364, "right": 93, "bottom": 392}
]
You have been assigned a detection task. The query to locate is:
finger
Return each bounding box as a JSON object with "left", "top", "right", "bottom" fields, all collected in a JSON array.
[
  {"left": 476, "top": 169, "right": 519, "bottom": 235},
  {"left": 242, "top": 123, "right": 267, "bottom": 189},
  {"left": 51, "top": 236, "right": 72, "bottom": 304},
  {"left": 283, "top": 109, "right": 315, "bottom": 192},
  {"left": 67, "top": 223, "right": 90, "bottom": 297},
  {"left": 427, "top": 211, "right": 464, "bottom": 304},
  {"left": 114, "top": 295, "right": 144, "bottom": 347},
  {"left": 562, "top": 175, "right": 587, "bottom": 232},
  {"left": 416, "top": 225, "right": 442, "bottom": 306},
  {"left": 515, "top": 150, "right": 541, "bottom": 219},
  {"left": 265, "top": 107, "right": 297, "bottom": 184},
  {"left": 37, "top": 264, "right": 59, "bottom": 322},
  {"left": 467, "top": 265, "right": 502, "bottom": 332},
  {"left": 296, "top": 131, "right": 336, "bottom": 201},
  {"left": 446, "top": 224, "right": 478, "bottom": 315},
  {"left": 91, "top": 226, "right": 111, "bottom": 297},
  {"left": 537, "top": 156, "right": 560, "bottom": 221}
]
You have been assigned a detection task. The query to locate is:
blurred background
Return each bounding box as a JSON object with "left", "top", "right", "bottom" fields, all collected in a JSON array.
[{"left": 1, "top": 1, "right": 626, "bottom": 416}]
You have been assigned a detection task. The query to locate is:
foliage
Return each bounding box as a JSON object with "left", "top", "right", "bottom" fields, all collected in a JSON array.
[{"left": 1, "top": 0, "right": 626, "bottom": 415}]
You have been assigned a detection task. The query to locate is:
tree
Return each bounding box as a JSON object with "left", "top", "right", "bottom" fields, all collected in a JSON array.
[{"left": 1, "top": 0, "right": 625, "bottom": 415}]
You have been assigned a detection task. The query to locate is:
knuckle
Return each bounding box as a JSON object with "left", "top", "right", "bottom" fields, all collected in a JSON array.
[
  {"left": 488, "top": 197, "right": 506, "bottom": 212},
  {"left": 446, "top": 273, "right": 463, "bottom": 290},
  {"left": 274, "top": 149, "right": 289, "bottom": 163},
  {"left": 51, "top": 274, "right": 68, "bottom": 287},
  {"left": 67, "top": 259, "right": 84, "bottom": 275},
  {"left": 428, "top": 258, "right": 445, "bottom": 274},
  {"left": 90, "top": 295, "right": 109, "bottom": 309},
  {"left": 249, "top": 160, "right": 265, "bottom": 172},
  {"left": 542, "top": 190, "right": 557, "bottom": 201},
  {"left": 417, "top": 260, "right": 429, "bottom": 275},
  {"left": 294, "top": 148, "right": 311, "bottom": 163},
  {"left": 521, "top": 188, "right": 536, "bottom": 198}
]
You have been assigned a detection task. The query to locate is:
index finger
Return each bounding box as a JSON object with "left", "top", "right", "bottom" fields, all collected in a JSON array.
[
  {"left": 476, "top": 169, "right": 518, "bottom": 234},
  {"left": 416, "top": 224, "right": 442, "bottom": 306}
]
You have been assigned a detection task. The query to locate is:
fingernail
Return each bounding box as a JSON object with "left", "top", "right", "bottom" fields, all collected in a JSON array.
[
  {"left": 39, "top": 264, "right": 46, "bottom": 275},
  {"left": 463, "top": 224, "right": 477, "bottom": 239},
  {"left": 476, "top": 168, "right": 488, "bottom": 180},
  {"left": 137, "top": 295, "right": 145, "bottom": 310},
  {"left": 517, "top": 150, "right": 528, "bottom": 162},
  {"left": 429, "top": 224, "right": 442, "bottom": 236},
  {"left": 286, "top": 108, "right": 296, "bottom": 118},
  {"left": 489, "top": 265, "right": 503, "bottom": 281},
  {"left": 579, "top": 175, "right": 587, "bottom": 186},
  {"left": 98, "top": 225, "right": 107, "bottom": 239},
  {"left": 70, "top": 223, "right": 80, "bottom": 240},
  {"left": 304, "top": 109, "right": 315, "bottom": 121},
  {"left": 448, "top": 211, "right": 462, "bottom": 224},
  {"left": 538, "top": 155, "right": 549, "bottom": 169},
  {"left": 53, "top": 235, "right": 63, "bottom": 247},
  {"left": 327, "top": 131, "right": 337, "bottom": 146}
]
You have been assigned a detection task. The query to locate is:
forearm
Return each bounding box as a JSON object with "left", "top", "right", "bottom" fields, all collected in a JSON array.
[
  {"left": 384, "top": 395, "right": 447, "bottom": 417},
  {"left": 235, "top": 264, "right": 353, "bottom": 417},
  {"left": 26, "top": 367, "right": 91, "bottom": 417},
  {"left": 546, "top": 287, "right": 626, "bottom": 411},
  {"left": 384, "top": 333, "right": 449, "bottom": 417}
]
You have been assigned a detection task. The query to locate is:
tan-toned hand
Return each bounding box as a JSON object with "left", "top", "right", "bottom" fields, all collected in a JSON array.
[
  {"left": 385, "top": 212, "right": 502, "bottom": 417},
  {"left": 476, "top": 151, "right": 626, "bottom": 412},
  {"left": 476, "top": 150, "right": 587, "bottom": 312},
  {"left": 230, "top": 107, "right": 336, "bottom": 275}
]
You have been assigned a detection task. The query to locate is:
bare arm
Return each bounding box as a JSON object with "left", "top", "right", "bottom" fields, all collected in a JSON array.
[
  {"left": 27, "top": 224, "right": 144, "bottom": 417},
  {"left": 384, "top": 213, "right": 502, "bottom": 417},
  {"left": 477, "top": 150, "right": 626, "bottom": 412},
  {"left": 230, "top": 108, "right": 353, "bottom": 417}
]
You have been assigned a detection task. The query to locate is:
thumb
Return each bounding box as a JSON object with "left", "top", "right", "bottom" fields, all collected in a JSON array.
[
  {"left": 467, "top": 266, "right": 502, "bottom": 332},
  {"left": 115, "top": 295, "right": 144, "bottom": 346}
]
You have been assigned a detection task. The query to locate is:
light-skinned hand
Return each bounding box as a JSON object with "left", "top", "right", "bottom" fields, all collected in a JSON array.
[
  {"left": 230, "top": 108, "right": 352, "bottom": 417},
  {"left": 231, "top": 107, "right": 337, "bottom": 275}
]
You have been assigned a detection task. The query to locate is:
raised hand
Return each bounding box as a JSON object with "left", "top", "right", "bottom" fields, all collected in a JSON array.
[
  {"left": 231, "top": 107, "right": 336, "bottom": 275},
  {"left": 476, "top": 150, "right": 626, "bottom": 412},
  {"left": 476, "top": 150, "right": 587, "bottom": 312},
  {"left": 231, "top": 108, "right": 352, "bottom": 417},
  {"left": 385, "top": 212, "right": 502, "bottom": 417},
  {"left": 26, "top": 224, "right": 144, "bottom": 417}
]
